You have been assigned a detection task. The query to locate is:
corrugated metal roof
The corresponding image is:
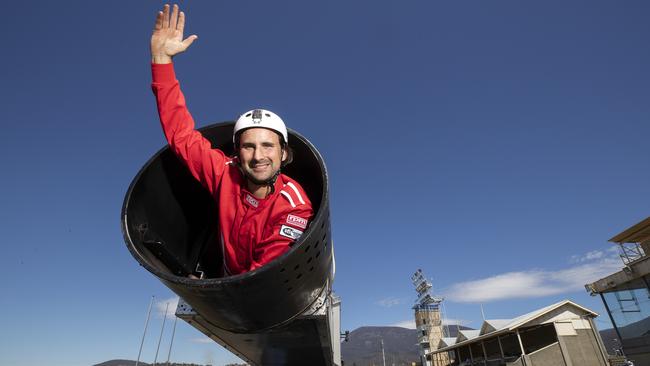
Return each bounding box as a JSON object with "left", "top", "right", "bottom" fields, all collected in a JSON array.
[
  {"left": 456, "top": 329, "right": 481, "bottom": 342},
  {"left": 439, "top": 337, "right": 457, "bottom": 347},
  {"left": 609, "top": 216, "right": 650, "bottom": 243},
  {"left": 480, "top": 319, "right": 513, "bottom": 335},
  {"left": 505, "top": 300, "right": 597, "bottom": 330}
]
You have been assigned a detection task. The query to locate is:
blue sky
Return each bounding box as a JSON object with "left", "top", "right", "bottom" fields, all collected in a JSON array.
[{"left": 1, "top": 1, "right": 649, "bottom": 365}]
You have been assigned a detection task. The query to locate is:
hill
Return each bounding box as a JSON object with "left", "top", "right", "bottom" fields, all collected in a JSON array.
[
  {"left": 341, "top": 325, "right": 471, "bottom": 366},
  {"left": 94, "top": 361, "right": 212, "bottom": 366}
]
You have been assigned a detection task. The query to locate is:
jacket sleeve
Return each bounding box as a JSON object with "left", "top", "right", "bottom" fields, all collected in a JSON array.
[
  {"left": 249, "top": 202, "right": 314, "bottom": 272},
  {"left": 151, "top": 63, "right": 227, "bottom": 194}
]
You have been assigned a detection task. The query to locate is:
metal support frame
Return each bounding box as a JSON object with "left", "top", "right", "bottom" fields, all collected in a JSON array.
[
  {"left": 480, "top": 341, "right": 488, "bottom": 365},
  {"left": 468, "top": 342, "right": 474, "bottom": 364},
  {"left": 176, "top": 287, "right": 341, "bottom": 366},
  {"left": 600, "top": 293, "right": 625, "bottom": 356},
  {"left": 515, "top": 329, "right": 527, "bottom": 366},
  {"left": 497, "top": 335, "right": 505, "bottom": 359}
]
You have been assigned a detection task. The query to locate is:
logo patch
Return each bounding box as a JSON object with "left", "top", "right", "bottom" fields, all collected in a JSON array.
[
  {"left": 245, "top": 194, "right": 259, "bottom": 208},
  {"left": 279, "top": 225, "right": 303, "bottom": 240},
  {"left": 286, "top": 214, "right": 308, "bottom": 229}
]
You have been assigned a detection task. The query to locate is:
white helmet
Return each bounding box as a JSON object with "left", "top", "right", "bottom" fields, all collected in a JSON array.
[{"left": 233, "top": 109, "right": 288, "bottom": 145}]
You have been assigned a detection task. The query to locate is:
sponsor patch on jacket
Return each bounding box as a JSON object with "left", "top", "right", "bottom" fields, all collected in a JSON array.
[
  {"left": 245, "top": 194, "right": 259, "bottom": 208},
  {"left": 286, "top": 214, "right": 308, "bottom": 229},
  {"left": 279, "top": 225, "right": 303, "bottom": 240}
]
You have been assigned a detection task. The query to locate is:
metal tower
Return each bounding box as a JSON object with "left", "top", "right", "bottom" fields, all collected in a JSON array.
[{"left": 412, "top": 269, "right": 448, "bottom": 366}]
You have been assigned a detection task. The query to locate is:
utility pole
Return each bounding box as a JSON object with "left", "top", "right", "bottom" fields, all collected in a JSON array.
[{"left": 381, "top": 338, "right": 386, "bottom": 366}]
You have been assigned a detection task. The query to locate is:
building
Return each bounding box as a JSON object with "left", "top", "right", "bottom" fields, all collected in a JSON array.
[
  {"left": 412, "top": 269, "right": 448, "bottom": 366},
  {"left": 429, "top": 300, "right": 608, "bottom": 366},
  {"left": 586, "top": 216, "right": 650, "bottom": 365}
]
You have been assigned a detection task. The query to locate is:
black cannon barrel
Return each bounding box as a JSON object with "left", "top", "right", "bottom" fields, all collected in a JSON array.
[{"left": 122, "top": 122, "right": 333, "bottom": 333}]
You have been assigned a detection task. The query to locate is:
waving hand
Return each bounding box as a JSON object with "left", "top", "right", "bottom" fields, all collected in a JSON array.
[{"left": 151, "top": 4, "right": 198, "bottom": 64}]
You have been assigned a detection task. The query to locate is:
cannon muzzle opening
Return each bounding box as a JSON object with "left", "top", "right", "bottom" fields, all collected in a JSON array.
[{"left": 122, "top": 122, "right": 334, "bottom": 333}]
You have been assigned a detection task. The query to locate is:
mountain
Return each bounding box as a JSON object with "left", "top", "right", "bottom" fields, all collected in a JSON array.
[
  {"left": 341, "top": 325, "right": 472, "bottom": 366},
  {"left": 94, "top": 361, "right": 143, "bottom": 366},
  {"left": 94, "top": 361, "right": 211, "bottom": 366}
]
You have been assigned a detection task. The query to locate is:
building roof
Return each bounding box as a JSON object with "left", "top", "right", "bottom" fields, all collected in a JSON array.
[
  {"left": 503, "top": 300, "right": 592, "bottom": 330},
  {"left": 432, "top": 300, "right": 598, "bottom": 355},
  {"left": 438, "top": 337, "right": 457, "bottom": 348},
  {"left": 480, "top": 319, "right": 513, "bottom": 335},
  {"left": 609, "top": 216, "right": 650, "bottom": 243},
  {"left": 456, "top": 329, "right": 481, "bottom": 342}
]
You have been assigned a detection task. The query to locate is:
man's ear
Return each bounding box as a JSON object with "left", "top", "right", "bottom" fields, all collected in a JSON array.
[{"left": 282, "top": 148, "right": 287, "bottom": 162}]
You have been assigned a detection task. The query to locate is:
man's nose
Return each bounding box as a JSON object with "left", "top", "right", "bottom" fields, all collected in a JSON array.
[{"left": 253, "top": 145, "right": 264, "bottom": 161}]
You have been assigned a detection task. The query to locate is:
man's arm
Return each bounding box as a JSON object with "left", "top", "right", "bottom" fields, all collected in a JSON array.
[{"left": 150, "top": 5, "right": 227, "bottom": 194}]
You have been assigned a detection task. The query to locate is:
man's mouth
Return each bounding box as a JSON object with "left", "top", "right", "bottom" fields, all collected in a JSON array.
[{"left": 251, "top": 162, "right": 271, "bottom": 171}]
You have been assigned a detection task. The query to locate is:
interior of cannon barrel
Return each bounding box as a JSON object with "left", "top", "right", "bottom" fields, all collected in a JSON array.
[{"left": 124, "top": 122, "right": 325, "bottom": 279}]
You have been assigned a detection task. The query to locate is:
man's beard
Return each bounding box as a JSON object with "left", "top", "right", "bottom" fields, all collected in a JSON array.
[{"left": 243, "top": 167, "right": 281, "bottom": 186}]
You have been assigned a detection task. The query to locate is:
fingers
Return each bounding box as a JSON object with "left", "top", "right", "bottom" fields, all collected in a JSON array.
[
  {"left": 162, "top": 4, "right": 170, "bottom": 28},
  {"left": 177, "top": 11, "right": 186, "bottom": 32},
  {"left": 170, "top": 4, "right": 179, "bottom": 30},
  {"left": 182, "top": 35, "right": 198, "bottom": 50},
  {"left": 159, "top": 4, "right": 183, "bottom": 31},
  {"left": 154, "top": 11, "right": 163, "bottom": 30}
]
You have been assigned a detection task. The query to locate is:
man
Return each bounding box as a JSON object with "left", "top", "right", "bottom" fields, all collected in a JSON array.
[{"left": 150, "top": 4, "right": 313, "bottom": 276}]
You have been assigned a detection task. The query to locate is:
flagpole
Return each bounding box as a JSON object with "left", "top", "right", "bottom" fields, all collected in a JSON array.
[{"left": 135, "top": 296, "right": 155, "bottom": 366}]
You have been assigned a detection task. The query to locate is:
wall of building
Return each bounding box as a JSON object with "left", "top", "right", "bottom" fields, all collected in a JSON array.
[
  {"left": 527, "top": 343, "right": 565, "bottom": 366},
  {"left": 527, "top": 304, "right": 585, "bottom": 327},
  {"left": 505, "top": 358, "right": 523, "bottom": 366},
  {"left": 415, "top": 309, "right": 449, "bottom": 365},
  {"left": 559, "top": 329, "right": 606, "bottom": 366},
  {"left": 414, "top": 310, "right": 432, "bottom": 366}
]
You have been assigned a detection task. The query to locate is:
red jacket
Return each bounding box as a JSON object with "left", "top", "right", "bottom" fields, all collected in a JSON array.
[{"left": 151, "top": 63, "right": 313, "bottom": 275}]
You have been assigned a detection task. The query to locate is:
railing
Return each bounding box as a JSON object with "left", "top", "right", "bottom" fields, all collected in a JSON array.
[{"left": 619, "top": 242, "right": 645, "bottom": 265}]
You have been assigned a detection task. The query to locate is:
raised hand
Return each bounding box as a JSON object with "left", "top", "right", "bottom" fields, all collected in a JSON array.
[{"left": 151, "top": 4, "right": 198, "bottom": 64}]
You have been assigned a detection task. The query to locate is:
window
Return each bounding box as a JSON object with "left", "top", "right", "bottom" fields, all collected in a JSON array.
[{"left": 603, "top": 278, "right": 650, "bottom": 342}]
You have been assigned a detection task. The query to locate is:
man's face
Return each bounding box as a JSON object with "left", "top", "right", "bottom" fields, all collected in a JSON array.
[{"left": 238, "top": 128, "right": 286, "bottom": 185}]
